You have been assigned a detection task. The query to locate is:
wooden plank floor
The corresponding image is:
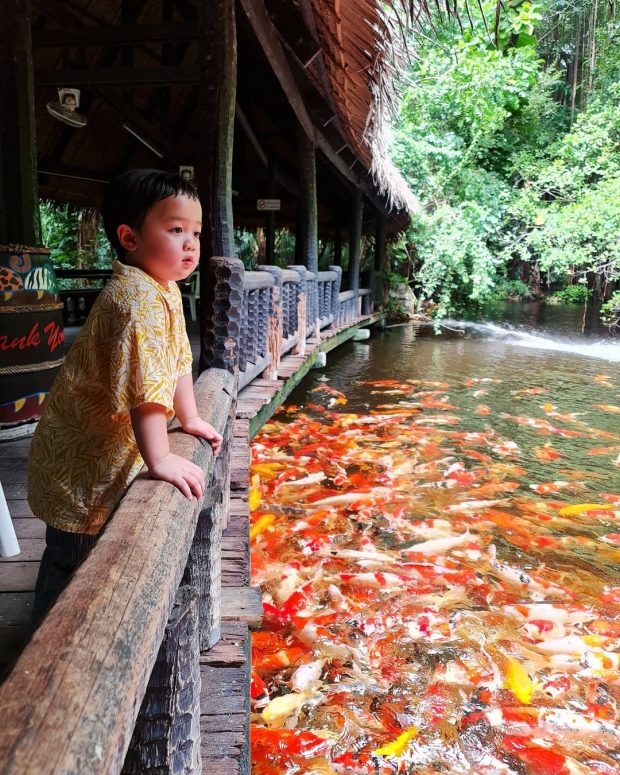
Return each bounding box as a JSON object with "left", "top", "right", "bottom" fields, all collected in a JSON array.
[{"left": 0, "top": 313, "right": 376, "bottom": 772}]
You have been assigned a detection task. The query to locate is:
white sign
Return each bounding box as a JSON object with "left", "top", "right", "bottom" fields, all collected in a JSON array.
[{"left": 257, "top": 198, "right": 281, "bottom": 211}]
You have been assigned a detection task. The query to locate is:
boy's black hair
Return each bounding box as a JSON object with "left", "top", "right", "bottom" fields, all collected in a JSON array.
[{"left": 102, "top": 169, "right": 199, "bottom": 259}]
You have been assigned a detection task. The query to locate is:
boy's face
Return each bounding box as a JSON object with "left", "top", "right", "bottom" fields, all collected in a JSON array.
[{"left": 119, "top": 194, "right": 202, "bottom": 287}]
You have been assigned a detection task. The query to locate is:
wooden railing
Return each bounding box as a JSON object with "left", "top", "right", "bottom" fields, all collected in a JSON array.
[
  {"left": 0, "top": 368, "right": 235, "bottom": 774},
  {"left": 0, "top": 256, "right": 376, "bottom": 774}
]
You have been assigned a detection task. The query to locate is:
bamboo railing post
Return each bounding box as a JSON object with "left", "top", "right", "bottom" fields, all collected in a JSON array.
[
  {"left": 122, "top": 586, "right": 201, "bottom": 775},
  {"left": 257, "top": 265, "right": 283, "bottom": 379},
  {"left": 328, "top": 265, "right": 342, "bottom": 328},
  {"left": 287, "top": 265, "right": 307, "bottom": 355}
]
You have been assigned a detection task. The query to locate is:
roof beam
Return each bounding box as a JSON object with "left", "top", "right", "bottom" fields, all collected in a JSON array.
[
  {"left": 262, "top": 0, "right": 321, "bottom": 67},
  {"left": 238, "top": 0, "right": 390, "bottom": 214},
  {"left": 32, "top": 22, "right": 198, "bottom": 47},
  {"left": 34, "top": 65, "right": 199, "bottom": 87},
  {"left": 237, "top": 0, "right": 315, "bottom": 140}
]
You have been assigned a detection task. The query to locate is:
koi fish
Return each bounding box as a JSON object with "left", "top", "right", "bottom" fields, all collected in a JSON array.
[
  {"left": 558, "top": 503, "right": 615, "bottom": 516},
  {"left": 500, "top": 735, "right": 591, "bottom": 775},
  {"left": 404, "top": 530, "right": 471, "bottom": 555},
  {"left": 260, "top": 691, "right": 318, "bottom": 728},
  {"left": 251, "top": 726, "right": 332, "bottom": 759},
  {"left": 464, "top": 378, "right": 502, "bottom": 387},
  {"left": 503, "top": 656, "right": 534, "bottom": 704},
  {"left": 251, "top": 671, "right": 270, "bottom": 708},
  {"left": 464, "top": 706, "right": 620, "bottom": 742},
  {"left": 512, "top": 387, "right": 549, "bottom": 395},
  {"left": 372, "top": 726, "right": 418, "bottom": 756},
  {"left": 593, "top": 404, "right": 620, "bottom": 414},
  {"left": 312, "top": 385, "right": 346, "bottom": 398},
  {"left": 289, "top": 660, "right": 324, "bottom": 693},
  {"left": 534, "top": 444, "right": 565, "bottom": 462},
  {"left": 446, "top": 498, "right": 510, "bottom": 512}
]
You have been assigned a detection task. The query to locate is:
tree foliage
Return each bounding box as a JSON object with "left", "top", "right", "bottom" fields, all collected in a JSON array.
[{"left": 391, "top": 0, "right": 620, "bottom": 318}]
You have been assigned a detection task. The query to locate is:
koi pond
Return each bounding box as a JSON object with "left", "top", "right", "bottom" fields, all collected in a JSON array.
[{"left": 250, "top": 303, "right": 620, "bottom": 774}]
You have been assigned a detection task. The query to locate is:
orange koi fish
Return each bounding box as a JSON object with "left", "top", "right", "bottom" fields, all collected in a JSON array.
[
  {"left": 534, "top": 444, "right": 565, "bottom": 462},
  {"left": 476, "top": 404, "right": 491, "bottom": 415},
  {"left": 540, "top": 404, "right": 583, "bottom": 422},
  {"left": 312, "top": 385, "right": 347, "bottom": 398},
  {"left": 529, "top": 481, "right": 584, "bottom": 495},
  {"left": 593, "top": 404, "right": 620, "bottom": 414},
  {"left": 588, "top": 445, "right": 620, "bottom": 456},
  {"left": 251, "top": 726, "right": 331, "bottom": 760},
  {"left": 512, "top": 387, "right": 549, "bottom": 395}
]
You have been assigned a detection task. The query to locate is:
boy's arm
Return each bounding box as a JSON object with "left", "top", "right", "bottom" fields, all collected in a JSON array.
[
  {"left": 130, "top": 403, "right": 205, "bottom": 500},
  {"left": 174, "top": 373, "right": 223, "bottom": 455}
]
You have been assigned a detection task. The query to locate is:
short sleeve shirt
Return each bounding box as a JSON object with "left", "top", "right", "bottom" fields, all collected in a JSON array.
[{"left": 27, "top": 261, "right": 194, "bottom": 534}]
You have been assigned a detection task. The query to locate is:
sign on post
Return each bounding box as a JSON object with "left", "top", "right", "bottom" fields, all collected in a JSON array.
[{"left": 257, "top": 199, "right": 281, "bottom": 211}]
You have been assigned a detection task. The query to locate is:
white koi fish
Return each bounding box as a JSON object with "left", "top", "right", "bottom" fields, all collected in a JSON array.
[
  {"left": 289, "top": 660, "right": 325, "bottom": 693},
  {"left": 405, "top": 529, "right": 471, "bottom": 555},
  {"left": 446, "top": 499, "right": 510, "bottom": 512}
]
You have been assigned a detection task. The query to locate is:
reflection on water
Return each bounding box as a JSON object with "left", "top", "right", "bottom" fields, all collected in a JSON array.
[{"left": 250, "top": 307, "right": 620, "bottom": 775}]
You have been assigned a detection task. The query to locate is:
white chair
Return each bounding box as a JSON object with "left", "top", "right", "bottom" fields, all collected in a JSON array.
[{"left": 180, "top": 271, "right": 200, "bottom": 321}]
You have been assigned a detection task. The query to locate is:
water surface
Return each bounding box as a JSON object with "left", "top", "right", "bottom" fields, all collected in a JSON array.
[{"left": 250, "top": 306, "right": 620, "bottom": 774}]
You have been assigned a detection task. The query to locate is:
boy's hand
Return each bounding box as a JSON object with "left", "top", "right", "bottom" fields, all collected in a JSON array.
[
  {"left": 182, "top": 417, "right": 223, "bottom": 456},
  {"left": 148, "top": 453, "right": 205, "bottom": 500}
]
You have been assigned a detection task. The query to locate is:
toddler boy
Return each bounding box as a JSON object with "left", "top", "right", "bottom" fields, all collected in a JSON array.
[{"left": 28, "top": 169, "right": 222, "bottom": 624}]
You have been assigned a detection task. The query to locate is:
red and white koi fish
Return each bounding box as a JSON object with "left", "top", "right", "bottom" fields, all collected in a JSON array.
[
  {"left": 499, "top": 735, "right": 591, "bottom": 775},
  {"left": 463, "top": 706, "right": 620, "bottom": 743}
]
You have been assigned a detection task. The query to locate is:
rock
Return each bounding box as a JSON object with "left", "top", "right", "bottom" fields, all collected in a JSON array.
[{"left": 389, "top": 283, "right": 417, "bottom": 318}]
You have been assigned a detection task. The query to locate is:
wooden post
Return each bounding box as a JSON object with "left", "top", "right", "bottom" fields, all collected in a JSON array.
[
  {"left": 328, "top": 265, "right": 342, "bottom": 328},
  {"left": 264, "top": 163, "right": 277, "bottom": 265},
  {"left": 333, "top": 225, "right": 343, "bottom": 267},
  {"left": 199, "top": 256, "right": 244, "bottom": 375},
  {"left": 297, "top": 127, "right": 318, "bottom": 275},
  {"left": 196, "top": 0, "right": 237, "bottom": 369},
  {"left": 122, "top": 586, "right": 201, "bottom": 775},
  {"left": 183, "top": 496, "right": 222, "bottom": 651},
  {"left": 349, "top": 188, "right": 363, "bottom": 305},
  {"left": 257, "top": 265, "right": 283, "bottom": 379},
  {"left": 0, "top": 0, "right": 41, "bottom": 245},
  {"left": 287, "top": 265, "right": 307, "bottom": 356},
  {"left": 374, "top": 212, "right": 387, "bottom": 309},
  {"left": 374, "top": 214, "right": 386, "bottom": 272}
]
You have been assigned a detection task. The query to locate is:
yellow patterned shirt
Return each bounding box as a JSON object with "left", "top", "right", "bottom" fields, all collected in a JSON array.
[{"left": 27, "top": 261, "right": 194, "bottom": 534}]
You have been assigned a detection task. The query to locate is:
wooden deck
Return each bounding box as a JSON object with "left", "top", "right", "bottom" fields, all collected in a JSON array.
[{"left": 0, "top": 311, "right": 378, "bottom": 773}]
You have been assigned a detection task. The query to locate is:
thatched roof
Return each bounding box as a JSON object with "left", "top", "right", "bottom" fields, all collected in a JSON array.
[
  {"left": 309, "top": 0, "right": 417, "bottom": 214},
  {"left": 31, "top": 0, "right": 416, "bottom": 229}
]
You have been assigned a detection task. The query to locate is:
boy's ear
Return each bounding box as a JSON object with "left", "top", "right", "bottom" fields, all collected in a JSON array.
[{"left": 117, "top": 224, "right": 138, "bottom": 252}]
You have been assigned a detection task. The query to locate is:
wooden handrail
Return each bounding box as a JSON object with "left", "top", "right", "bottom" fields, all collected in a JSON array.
[{"left": 0, "top": 369, "right": 234, "bottom": 774}]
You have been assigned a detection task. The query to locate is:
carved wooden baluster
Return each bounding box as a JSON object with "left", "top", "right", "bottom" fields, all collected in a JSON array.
[
  {"left": 329, "top": 266, "right": 342, "bottom": 329},
  {"left": 199, "top": 256, "right": 244, "bottom": 376},
  {"left": 258, "top": 287, "right": 269, "bottom": 358},
  {"left": 288, "top": 280, "right": 298, "bottom": 339},
  {"left": 287, "top": 265, "right": 306, "bottom": 356},
  {"left": 122, "top": 586, "right": 201, "bottom": 775},
  {"left": 246, "top": 288, "right": 259, "bottom": 365},
  {"left": 281, "top": 281, "right": 290, "bottom": 339},
  {"left": 257, "top": 265, "right": 283, "bottom": 379}
]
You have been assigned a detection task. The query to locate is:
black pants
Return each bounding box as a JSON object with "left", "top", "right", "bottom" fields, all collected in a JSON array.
[{"left": 32, "top": 525, "right": 100, "bottom": 628}]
